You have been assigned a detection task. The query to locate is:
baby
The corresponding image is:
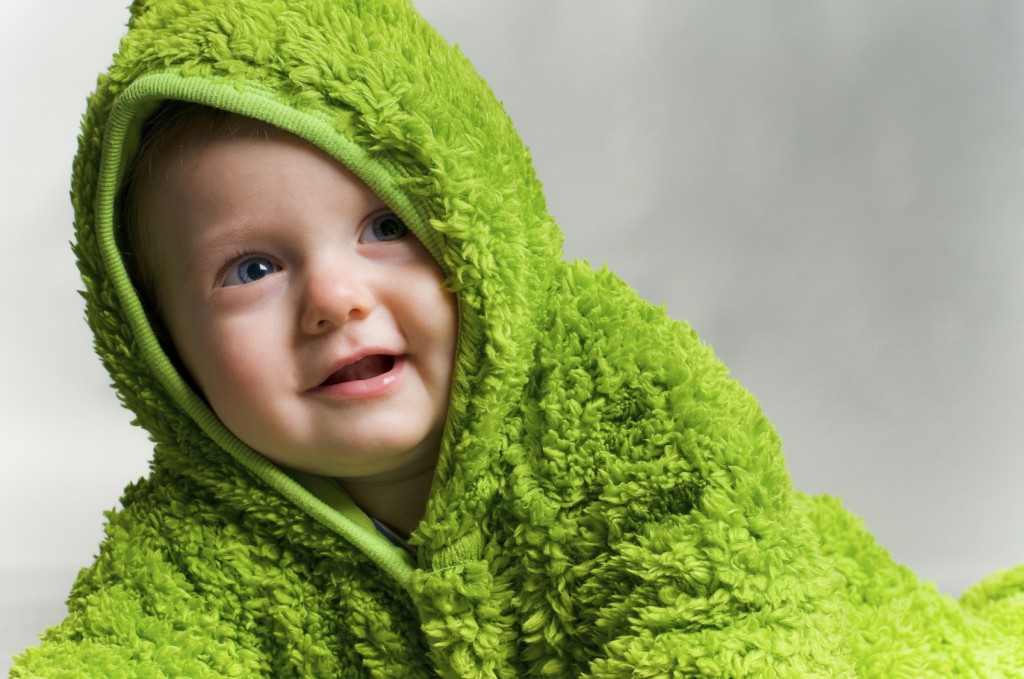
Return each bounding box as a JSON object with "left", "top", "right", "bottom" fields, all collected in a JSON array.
[
  {"left": 13, "top": 0, "right": 1024, "bottom": 676},
  {"left": 122, "top": 103, "right": 457, "bottom": 541}
]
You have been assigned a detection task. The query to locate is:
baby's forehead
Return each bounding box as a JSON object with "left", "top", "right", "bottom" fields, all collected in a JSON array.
[{"left": 140, "top": 105, "right": 270, "bottom": 167}]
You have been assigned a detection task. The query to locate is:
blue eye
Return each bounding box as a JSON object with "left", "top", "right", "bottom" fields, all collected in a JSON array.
[
  {"left": 363, "top": 212, "right": 409, "bottom": 243},
  {"left": 225, "top": 256, "right": 279, "bottom": 286}
]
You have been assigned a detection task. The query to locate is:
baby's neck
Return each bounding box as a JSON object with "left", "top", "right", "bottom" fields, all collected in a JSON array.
[{"left": 338, "top": 459, "right": 437, "bottom": 539}]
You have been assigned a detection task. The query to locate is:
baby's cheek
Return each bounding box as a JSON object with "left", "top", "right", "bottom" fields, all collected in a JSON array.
[{"left": 182, "top": 322, "right": 255, "bottom": 406}]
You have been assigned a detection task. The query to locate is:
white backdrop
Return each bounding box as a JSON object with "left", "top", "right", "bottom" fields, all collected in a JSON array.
[{"left": 2, "top": 1, "right": 1022, "bottom": 669}]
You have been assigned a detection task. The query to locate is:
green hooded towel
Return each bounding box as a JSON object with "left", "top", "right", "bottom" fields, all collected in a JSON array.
[{"left": 12, "top": 0, "right": 1024, "bottom": 676}]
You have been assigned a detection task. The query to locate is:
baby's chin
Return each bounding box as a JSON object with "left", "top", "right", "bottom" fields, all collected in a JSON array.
[{"left": 257, "top": 441, "right": 441, "bottom": 484}]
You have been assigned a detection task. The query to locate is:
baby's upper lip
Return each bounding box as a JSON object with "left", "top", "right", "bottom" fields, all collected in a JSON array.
[{"left": 315, "top": 349, "right": 399, "bottom": 388}]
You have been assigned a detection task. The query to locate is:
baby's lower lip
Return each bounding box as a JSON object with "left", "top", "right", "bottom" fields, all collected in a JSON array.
[{"left": 314, "top": 356, "right": 405, "bottom": 399}]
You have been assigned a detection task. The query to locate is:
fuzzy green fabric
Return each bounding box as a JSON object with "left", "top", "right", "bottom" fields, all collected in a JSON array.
[{"left": 13, "top": 1, "right": 1024, "bottom": 676}]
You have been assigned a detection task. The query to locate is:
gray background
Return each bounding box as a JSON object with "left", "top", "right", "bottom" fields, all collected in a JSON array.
[{"left": 2, "top": 1, "right": 1022, "bottom": 669}]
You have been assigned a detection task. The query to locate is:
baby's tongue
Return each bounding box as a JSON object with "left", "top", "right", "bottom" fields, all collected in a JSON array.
[{"left": 333, "top": 355, "right": 393, "bottom": 383}]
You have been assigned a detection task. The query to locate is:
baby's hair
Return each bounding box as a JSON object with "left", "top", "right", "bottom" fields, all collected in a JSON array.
[{"left": 117, "top": 101, "right": 232, "bottom": 314}]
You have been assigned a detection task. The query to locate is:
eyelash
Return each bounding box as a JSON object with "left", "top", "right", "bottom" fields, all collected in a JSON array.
[
  {"left": 218, "top": 249, "right": 279, "bottom": 286},
  {"left": 361, "top": 209, "right": 410, "bottom": 244}
]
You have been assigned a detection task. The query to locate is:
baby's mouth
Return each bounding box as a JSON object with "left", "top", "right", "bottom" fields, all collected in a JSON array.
[{"left": 321, "top": 355, "right": 396, "bottom": 386}]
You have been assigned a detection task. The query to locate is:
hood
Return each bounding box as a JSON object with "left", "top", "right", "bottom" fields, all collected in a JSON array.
[
  {"left": 62, "top": 3, "right": 1024, "bottom": 674},
  {"left": 75, "top": 0, "right": 562, "bottom": 580},
  {"left": 71, "top": 3, "right": 897, "bottom": 675}
]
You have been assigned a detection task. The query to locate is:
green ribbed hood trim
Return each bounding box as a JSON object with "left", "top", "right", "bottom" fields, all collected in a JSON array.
[{"left": 95, "top": 71, "right": 444, "bottom": 585}]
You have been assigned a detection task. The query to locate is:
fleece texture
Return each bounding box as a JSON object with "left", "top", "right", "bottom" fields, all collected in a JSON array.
[{"left": 13, "top": 0, "right": 1024, "bottom": 676}]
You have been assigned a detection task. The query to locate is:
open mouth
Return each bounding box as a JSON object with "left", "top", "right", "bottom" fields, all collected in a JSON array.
[{"left": 321, "top": 355, "right": 396, "bottom": 386}]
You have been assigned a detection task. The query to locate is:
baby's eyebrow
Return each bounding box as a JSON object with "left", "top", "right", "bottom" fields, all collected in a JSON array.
[{"left": 177, "top": 220, "right": 260, "bottom": 285}]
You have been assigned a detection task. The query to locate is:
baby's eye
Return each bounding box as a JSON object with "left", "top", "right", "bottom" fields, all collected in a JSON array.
[
  {"left": 362, "top": 212, "right": 409, "bottom": 243},
  {"left": 223, "top": 256, "right": 279, "bottom": 286}
]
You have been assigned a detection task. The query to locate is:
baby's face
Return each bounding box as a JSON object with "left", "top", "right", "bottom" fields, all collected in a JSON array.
[{"left": 138, "top": 117, "right": 458, "bottom": 480}]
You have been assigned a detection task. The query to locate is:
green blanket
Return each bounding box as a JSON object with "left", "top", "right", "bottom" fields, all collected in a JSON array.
[{"left": 13, "top": 0, "right": 1024, "bottom": 675}]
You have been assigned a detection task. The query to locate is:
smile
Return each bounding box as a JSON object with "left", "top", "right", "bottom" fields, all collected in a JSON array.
[
  {"left": 322, "top": 355, "right": 396, "bottom": 385},
  {"left": 314, "top": 354, "right": 404, "bottom": 399}
]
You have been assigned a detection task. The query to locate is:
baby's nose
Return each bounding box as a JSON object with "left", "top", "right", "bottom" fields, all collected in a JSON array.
[{"left": 299, "top": 264, "right": 374, "bottom": 333}]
